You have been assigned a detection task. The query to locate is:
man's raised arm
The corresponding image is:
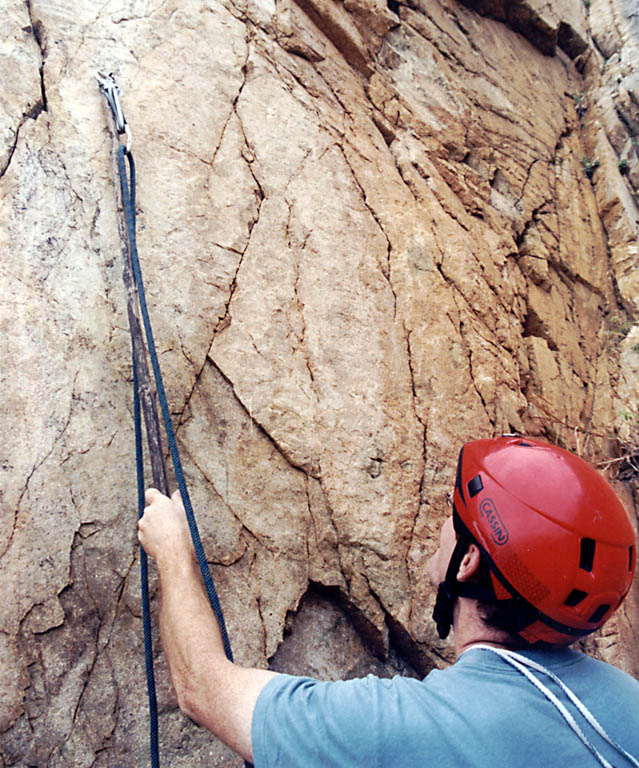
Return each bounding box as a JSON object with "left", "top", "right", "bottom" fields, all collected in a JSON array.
[{"left": 138, "top": 488, "right": 277, "bottom": 763}]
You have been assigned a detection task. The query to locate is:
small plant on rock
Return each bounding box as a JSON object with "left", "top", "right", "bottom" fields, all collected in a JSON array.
[
  {"left": 583, "top": 155, "right": 600, "bottom": 179},
  {"left": 599, "top": 409, "right": 639, "bottom": 483},
  {"left": 604, "top": 312, "right": 638, "bottom": 358},
  {"left": 619, "top": 159, "right": 629, "bottom": 175},
  {"left": 607, "top": 312, "right": 633, "bottom": 345}
]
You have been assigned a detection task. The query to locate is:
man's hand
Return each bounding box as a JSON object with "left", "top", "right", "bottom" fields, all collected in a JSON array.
[{"left": 138, "top": 488, "right": 194, "bottom": 567}]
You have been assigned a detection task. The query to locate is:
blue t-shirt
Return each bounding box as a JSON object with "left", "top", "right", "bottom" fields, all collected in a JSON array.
[{"left": 252, "top": 646, "right": 639, "bottom": 767}]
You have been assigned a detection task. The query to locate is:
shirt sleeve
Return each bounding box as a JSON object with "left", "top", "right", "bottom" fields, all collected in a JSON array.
[{"left": 251, "top": 673, "right": 386, "bottom": 768}]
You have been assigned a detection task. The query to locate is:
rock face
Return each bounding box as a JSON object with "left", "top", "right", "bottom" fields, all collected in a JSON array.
[{"left": 1, "top": 0, "right": 638, "bottom": 764}]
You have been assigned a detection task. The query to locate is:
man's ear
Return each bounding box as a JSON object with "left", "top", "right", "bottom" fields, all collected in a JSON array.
[{"left": 457, "top": 542, "right": 481, "bottom": 582}]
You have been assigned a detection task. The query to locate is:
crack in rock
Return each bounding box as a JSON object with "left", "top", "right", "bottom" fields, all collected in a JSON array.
[{"left": 25, "top": 0, "right": 48, "bottom": 116}]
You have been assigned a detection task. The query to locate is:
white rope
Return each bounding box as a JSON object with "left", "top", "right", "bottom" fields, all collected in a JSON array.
[{"left": 470, "top": 645, "right": 639, "bottom": 768}]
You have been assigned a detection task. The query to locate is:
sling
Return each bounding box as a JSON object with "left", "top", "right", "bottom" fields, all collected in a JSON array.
[{"left": 470, "top": 645, "right": 639, "bottom": 768}]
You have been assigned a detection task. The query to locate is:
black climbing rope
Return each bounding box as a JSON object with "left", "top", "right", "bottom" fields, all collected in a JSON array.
[{"left": 97, "top": 72, "right": 243, "bottom": 767}]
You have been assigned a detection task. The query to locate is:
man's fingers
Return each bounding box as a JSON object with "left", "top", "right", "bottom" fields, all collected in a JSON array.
[
  {"left": 171, "top": 489, "right": 184, "bottom": 509},
  {"left": 145, "top": 487, "right": 163, "bottom": 505}
]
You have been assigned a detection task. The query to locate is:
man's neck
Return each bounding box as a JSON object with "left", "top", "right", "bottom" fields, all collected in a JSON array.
[{"left": 452, "top": 597, "right": 519, "bottom": 658}]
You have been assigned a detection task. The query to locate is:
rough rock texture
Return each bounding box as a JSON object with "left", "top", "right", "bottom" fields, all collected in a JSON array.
[{"left": 1, "top": 0, "right": 638, "bottom": 764}]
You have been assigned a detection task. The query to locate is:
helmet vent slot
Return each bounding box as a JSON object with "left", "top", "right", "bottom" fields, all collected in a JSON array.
[
  {"left": 579, "top": 538, "right": 596, "bottom": 572},
  {"left": 630, "top": 545, "right": 635, "bottom": 571},
  {"left": 516, "top": 440, "right": 534, "bottom": 447},
  {"left": 588, "top": 603, "right": 610, "bottom": 624},
  {"left": 455, "top": 448, "right": 465, "bottom": 506},
  {"left": 564, "top": 589, "right": 587, "bottom": 607},
  {"left": 468, "top": 475, "right": 483, "bottom": 498}
]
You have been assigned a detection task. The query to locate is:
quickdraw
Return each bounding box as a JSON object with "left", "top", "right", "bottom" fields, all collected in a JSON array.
[{"left": 97, "top": 72, "right": 239, "bottom": 767}]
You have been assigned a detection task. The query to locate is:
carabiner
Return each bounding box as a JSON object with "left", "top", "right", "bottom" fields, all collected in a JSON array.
[{"left": 96, "top": 71, "right": 132, "bottom": 152}]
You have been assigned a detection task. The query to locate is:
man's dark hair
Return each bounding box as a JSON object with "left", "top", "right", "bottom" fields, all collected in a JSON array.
[{"left": 472, "top": 550, "right": 540, "bottom": 650}]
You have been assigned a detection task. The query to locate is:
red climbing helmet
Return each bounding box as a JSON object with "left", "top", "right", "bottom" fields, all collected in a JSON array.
[{"left": 433, "top": 435, "right": 637, "bottom": 645}]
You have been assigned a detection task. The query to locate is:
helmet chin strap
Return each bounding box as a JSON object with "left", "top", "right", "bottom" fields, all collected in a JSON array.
[{"left": 432, "top": 532, "right": 494, "bottom": 639}]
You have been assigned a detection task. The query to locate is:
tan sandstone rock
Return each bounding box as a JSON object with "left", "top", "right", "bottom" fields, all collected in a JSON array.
[{"left": 1, "top": 0, "right": 637, "bottom": 765}]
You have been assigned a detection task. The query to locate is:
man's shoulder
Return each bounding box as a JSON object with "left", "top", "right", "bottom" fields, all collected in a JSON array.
[
  {"left": 569, "top": 649, "right": 639, "bottom": 696},
  {"left": 428, "top": 645, "right": 639, "bottom": 704}
]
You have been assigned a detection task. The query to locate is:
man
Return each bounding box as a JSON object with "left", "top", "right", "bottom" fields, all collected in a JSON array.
[{"left": 138, "top": 435, "right": 639, "bottom": 766}]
